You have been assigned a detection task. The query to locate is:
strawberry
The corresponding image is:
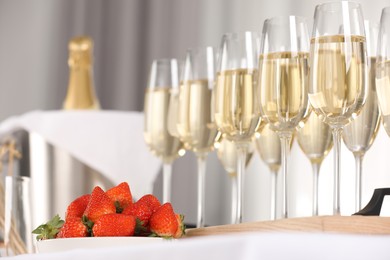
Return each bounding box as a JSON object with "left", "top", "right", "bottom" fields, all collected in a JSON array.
[
  {"left": 56, "top": 218, "right": 88, "bottom": 238},
  {"left": 149, "top": 203, "right": 178, "bottom": 238},
  {"left": 92, "top": 213, "right": 136, "bottom": 237},
  {"left": 65, "top": 194, "right": 91, "bottom": 221},
  {"left": 122, "top": 200, "right": 152, "bottom": 234},
  {"left": 173, "top": 214, "right": 186, "bottom": 238},
  {"left": 137, "top": 194, "right": 161, "bottom": 213},
  {"left": 122, "top": 200, "right": 152, "bottom": 225},
  {"left": 106, "top": 182, "right": 133, "bottom": 212},
  {"left": 84, "top": 186, "right": 116, "bottom": 223}
]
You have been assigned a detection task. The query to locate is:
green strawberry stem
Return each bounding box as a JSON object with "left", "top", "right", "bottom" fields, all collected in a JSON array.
[
  {"left": 134, "top": 218, "right": 148, "bottom": 236},
  {"left": 82, "top": 215, "right": 94, "bottom": 237},
  {"left": 115, "top": 201, "right": 123, "bottom": 213}
]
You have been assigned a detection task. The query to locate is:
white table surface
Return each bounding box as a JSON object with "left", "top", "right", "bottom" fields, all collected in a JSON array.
[{"left": 4, "top": 232, "right": 390, "bottom": 260}]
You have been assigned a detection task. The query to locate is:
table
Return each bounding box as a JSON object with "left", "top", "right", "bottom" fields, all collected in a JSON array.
[{"left": 3, "top": 232, "right": 390, "bottom": 260}]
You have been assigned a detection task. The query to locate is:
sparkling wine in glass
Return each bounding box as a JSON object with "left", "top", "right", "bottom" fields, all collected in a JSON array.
[
  {"left": 376, "top": 7, "right": 390, "bottom": 136},
  {"left": 310, "top": 1, "right": 368, "bottom": 215},
  {"left": 176, "top": 47, "right": 218, "bottom": 227},
  {"left": 297, "top": 109, "right": 333, "bottom": 216},
  {"left": 216, "top": 136, "right": 254, "bottom": 224},
  {"left": 144, "top": 59, "right": 184, "bottom": 203},
  {"left": 215, "top": 32, "right": 262, "bottom": 223},
  {"left": 259, "top": 16, "right": 310, "bottom": 218},
  {"left": 342, "top": 21, "right": 381, "bottom": 212},
  {"left": 255, "top": 124, "right": 281, "bottom": 220}
]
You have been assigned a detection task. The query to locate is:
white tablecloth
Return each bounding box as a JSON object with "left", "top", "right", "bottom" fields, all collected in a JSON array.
[
  {"left": 0, "top": 110, "right": 161, "bottom": 199},
  {"left": 3, "top": 232, "right": 390, "bottom": 260}
]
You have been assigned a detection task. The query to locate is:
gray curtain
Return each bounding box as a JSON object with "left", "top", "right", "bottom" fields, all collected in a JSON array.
[
  {"left": 0, "top": 0, "right": 387, "bottom": 119},
  {"left": 0, "top": 0, "right": 222, "bottom": 118}
]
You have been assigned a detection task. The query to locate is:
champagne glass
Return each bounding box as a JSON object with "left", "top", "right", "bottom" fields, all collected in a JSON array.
[
  {"left": 376, "top": 7, "right": 390, "bottom": 136},
  {"left": 216, "top": 136, "right": 254, "bottom": 224},
  {"left": 343, "top": 21, "right": 380, "bottom": 212},
  {"left": 4, "top": 176, "right": 33, "bottom": 256},
  {"left": 176, "top": 47, "right": 218, "bottom": 227},
  {"left": 215, "top": 32, "right": 261, "bottom": 223},
  {"left": 254, "top": 124, "right": 281, "bottom": 220},
  {"left": 310, "top": 2, "right": 368, "bottom": 215},
  {"left": 259, "top": 16, "right": 310, "bottom": 218},
  {"left": 297, "top": 109, "right": 333, "bottom": 216},
  {"left": 144, "top": 59, "right": 184, "bottom": 203}
]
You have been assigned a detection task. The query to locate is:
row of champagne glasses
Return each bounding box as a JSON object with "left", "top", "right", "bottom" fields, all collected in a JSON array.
[
  {"left": 259, "top": 16, "right": 310, "bottom": 219},
  {"left": 143, "top": 59, "right": 184, "bottom": 205},
  {"left": 144, "top": 49, "right": 218, "bottom": 228},
  {"left": 342, "top": 20, "right": 381, "bottom": 212},
  {"left": 309, "top": 2, "right": 367, "bottom": 215},
  {"left": 216, "top": 137, "right": 254, "bottom": 223},
  {"left": 297, "top": 111, "right": 333, "bottom": 216},
  {"left": 215, "top": 32, "right": 261, "bottom": 224},
  {"left": 255, "top": 125, "right": 282, "bottom": 220},
  {"left": 175, "top": 48, "right": 218, "bottom": 227},
  {"left": 377, "top": 7, "right": 390, "bottom": 138},
  {"left": 144, "top": 2, "right": 390, "bottom": 224}
]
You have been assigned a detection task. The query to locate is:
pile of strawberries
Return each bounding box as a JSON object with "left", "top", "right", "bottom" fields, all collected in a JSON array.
[{"left": 33, "top": 182, "right": 185, "bottom": 239}]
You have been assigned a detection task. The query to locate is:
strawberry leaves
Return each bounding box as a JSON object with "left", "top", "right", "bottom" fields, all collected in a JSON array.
[{"left": 32, "top": 215, "right": 64, "bottom": 240}]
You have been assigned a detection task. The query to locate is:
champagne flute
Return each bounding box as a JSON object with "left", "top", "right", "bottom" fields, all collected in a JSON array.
[
  {"left": 342, "top": 21, "right": 381, "bottom": 212},
  {"left": 297, "top": 109, "right": 333, "bottom": 216},
  {"left": 259, "top": 16, "right": 310, "bottom": 218},
  {"left": 376, "top": 7, "right": 390, "bottom": 136},
  {"left": 254, "top": 124, "right": 281, "bottom": 220},
  {"left": 216, "top": 136, "right": 254, "bottom": 224},
  {"left": 309, "top": 1, "right": 368, "bottom": 215},
  {"left": 176, "top": 47, "right": 218, "bottom": 227},
  {"left": 215, "top": 32, "right": 261, "bottom": 223},
  {"left": 144, "top": 59, "right": 184, "bottom": 203}
]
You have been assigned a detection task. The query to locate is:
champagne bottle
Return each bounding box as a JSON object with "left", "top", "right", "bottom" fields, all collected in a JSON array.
[{"left": 63, "top": 36, "right": 100, "bottom": 110}]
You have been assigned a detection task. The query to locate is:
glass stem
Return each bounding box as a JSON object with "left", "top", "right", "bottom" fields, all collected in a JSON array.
[
  {"left": 332, "top": 127, "right": 343, "bottom": 215},
  {"left": 270, "top": 169, "right": 278, "bottom": 220},
  {"left": 279, "top": 133, "right": 292, "bottom": 219},
  {"left": 230, "top": 173, "right": 238, "bottom": 224},
  {"left": 354, "top": 153, "right": 364, "bottom": 212},
  {"left": 311, "top": 162, "right": 321, "bottom": 216},
  {"left": 162, "top": 163, "right": 172, "bottom": 203},
  {"left": 236, "top": 143, "right": 248, "bottom": 224},
  {"left": 196, "top": 154, "right": 207, "bottom": 228}
]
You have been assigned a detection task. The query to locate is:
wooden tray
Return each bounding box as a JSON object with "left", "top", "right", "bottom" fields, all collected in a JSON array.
[{"left": 185, "top": 216, "right": 390, "bottom": 237}]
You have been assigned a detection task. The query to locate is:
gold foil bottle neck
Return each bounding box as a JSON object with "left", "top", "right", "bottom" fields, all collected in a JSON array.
[
  {"left": 63, "top": 36, "right": 100, "bottom": 110},
  {"left": 68, "top": 36, "right": 93, "bottom": 69},
  {"left": 69, "top": 36, "right": 93, "bottom": 51}
]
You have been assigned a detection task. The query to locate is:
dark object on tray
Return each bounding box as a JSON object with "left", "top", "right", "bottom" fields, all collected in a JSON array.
[{"left": 353, "top": 188, "right": 390, "bottom": 216}]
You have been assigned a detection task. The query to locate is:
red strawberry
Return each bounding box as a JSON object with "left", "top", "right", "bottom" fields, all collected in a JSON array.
[
  {"left": 92, "top": 213, "right": 136, "bottom": 237},
  {"left": 149, "top": 203, "right": 178, "bottom": 238},
  {"left": 106, "top": 182, "right": 133, "bottom": 212},
  {"left": 173, "top": 214, "right": 185, "bottom": 238},
  {"left": 122, "top": 200, "right": 152, "bottom": 231},
  {"left": 137, "top": 194, "right": 161, "bottom": 213},
  {"left": 84, "top": 186, "right": 116, "bottom": 223},
  {"left": 56, "top": 218, "right": 88, "bottom": 238},
  {"left": 65, "top": 194, "right": 91, "bottom": 221}
]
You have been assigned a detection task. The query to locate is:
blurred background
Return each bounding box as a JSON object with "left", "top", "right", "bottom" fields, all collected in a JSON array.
[{"left": 0, "top": 0, "right": 390, "bottom": 227}]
